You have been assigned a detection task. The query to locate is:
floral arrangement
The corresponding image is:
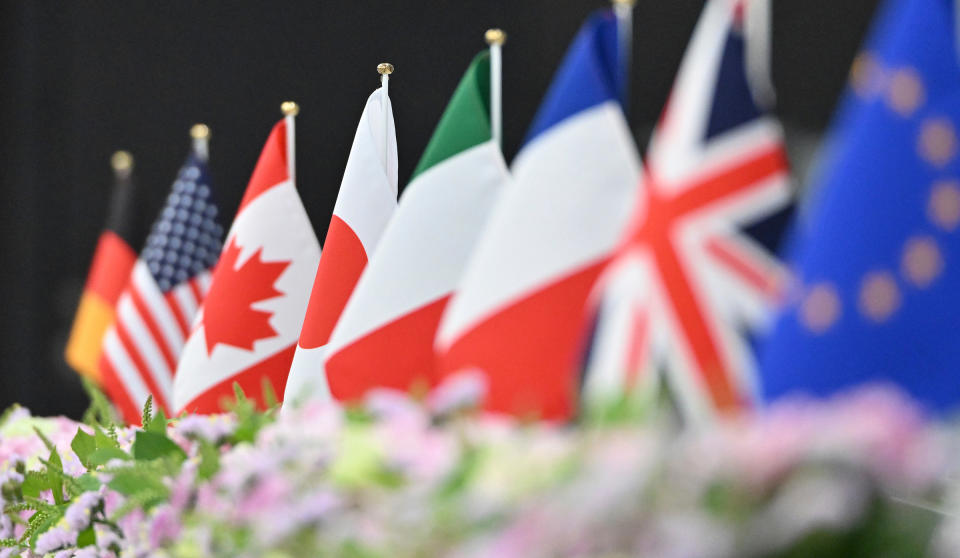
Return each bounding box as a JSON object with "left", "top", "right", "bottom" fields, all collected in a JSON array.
[{"left": 0, "top": 379, "right": 957, "bottom": 557}]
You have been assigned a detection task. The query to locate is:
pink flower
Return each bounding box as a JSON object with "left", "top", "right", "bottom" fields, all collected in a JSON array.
[
  {"left": 34, "top": 525, "right": 77, "bottom": 554},
  {"left": 72, "top": 547, "right": 102, "bottom": 558},
  {"left": 64, "top": 490, "right": 102, "bottom": 530},
  {"left": 167, "top": 460, "right": 198, "bottom": 510},
  {"left": 428, "top": 369, "right": 487, "bottom": 416},
  {"left": 365, "top": 389, "right": 427, "bottom": 428},
  {"left": 175, "top": 414, "right": 237, "bottom": 443},
  {"left": 237, "top": 474, "right": 292, "bottom": 520},
  {"left": 148, "top": 504, "right": 181, "bottom": 549}
]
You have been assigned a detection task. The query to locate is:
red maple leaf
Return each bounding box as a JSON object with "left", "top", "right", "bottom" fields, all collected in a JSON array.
[{"left": 202, "top": 237, "right": 291, "bottom": 355}]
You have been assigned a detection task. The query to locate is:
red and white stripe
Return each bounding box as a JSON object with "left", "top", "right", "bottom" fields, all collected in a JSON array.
[{"left": 100, "top": 261, "right": 210, "bottom": 423}]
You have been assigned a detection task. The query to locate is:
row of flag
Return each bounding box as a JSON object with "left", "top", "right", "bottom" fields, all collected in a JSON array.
[{"left": 65, "top": 0, "right": 960, "bottom": 424}]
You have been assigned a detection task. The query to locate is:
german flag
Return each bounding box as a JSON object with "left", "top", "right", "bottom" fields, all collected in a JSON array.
[{"left": 65, "top": 151, "right": 152, "bottom": 383}]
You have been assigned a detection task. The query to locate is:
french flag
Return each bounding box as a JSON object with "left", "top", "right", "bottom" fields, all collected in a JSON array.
[{"left": 435, "top": 10, "right": 641, "bottom": 421}]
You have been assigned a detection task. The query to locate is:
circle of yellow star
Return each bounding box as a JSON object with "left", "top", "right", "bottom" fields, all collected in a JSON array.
[
  {"left": 918, "top": 118, "right": 957, "bottom": 167},
  {"left": 901, "top": 235, "right": 943, "bottom": 288},
  {"left": 928, "top": 180, "right": 960, "bottom": 231},
  {"left": 858, "top": 271, "right": 900, "bottom": 322},
  {"left": 887, "top": 67, "right": 924, "bottom": 117},
  {"left": 800, "top": 283, "right": 841, "bottom": 334},
  {"left": 850, "top": 53, "right": 883, "bottom": 98}
]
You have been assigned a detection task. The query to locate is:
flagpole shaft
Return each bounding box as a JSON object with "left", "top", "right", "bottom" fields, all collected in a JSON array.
[
  {"left": 744, "top": 0, "right": 775, "bottom": 106},
  {"left": 377, "top": 63, "right": 394, "bottom": 167},
  {"left": 613, "top": 0, "right": 635, "bottom": 112},
  {"left": 381, "top": 73, "right": 389, "bottom": 159},
  {"left": 190, "top": 124, "right": 210, "bottom": 162},
  {"left": 485, "top": 29, "right": 506, "bottom": 150},
  {"left": 281, "top": 101, "right": 299, "bottom": 182},
  {"left": 192, "top": 137, "right": 209, "bottom": 161},
  {"left": 490, "top": 43, "right": 502, "bottom": 149}
]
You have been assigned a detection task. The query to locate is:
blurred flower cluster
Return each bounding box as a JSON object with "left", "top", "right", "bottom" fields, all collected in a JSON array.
[{"left": 0, "top": 381, "right": 958, "bottom": 557}]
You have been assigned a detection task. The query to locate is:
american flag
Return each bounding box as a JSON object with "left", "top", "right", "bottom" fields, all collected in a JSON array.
[{"left": 99, "top": 149, "right": 223, "bottom": 423}]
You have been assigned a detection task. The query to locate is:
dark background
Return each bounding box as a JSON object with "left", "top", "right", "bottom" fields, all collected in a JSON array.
[{"left": 0, "top": 0, "right": 880, "bottom": 418}]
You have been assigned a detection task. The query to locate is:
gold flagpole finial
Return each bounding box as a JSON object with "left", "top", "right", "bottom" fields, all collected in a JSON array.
[
  {"left": 281, "top": 101, "right": 300, "bottom": 117},
  {"left": 111, "top": 150, "right": 133, "bottom": 173},
  {"left": 377, "top": 62, "right": 395, "bottom": 76},
  {"left": 190, "top": 123, "right": 210, "bottom": 139},
  {"left": 485, "top": 28, "right": 507, "bottom": 46}
]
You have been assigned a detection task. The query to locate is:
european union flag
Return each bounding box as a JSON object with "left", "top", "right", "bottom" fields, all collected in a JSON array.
[{"left": 760, "top": 0, "right": 960, "bottom": 412}]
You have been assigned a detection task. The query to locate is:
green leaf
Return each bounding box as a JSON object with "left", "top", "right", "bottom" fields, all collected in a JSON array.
[
  {"left": 437, "top": 445, "right": 481, "bottom": 498},
  {"left": 33, "top": 428, "right": 65, "bottom": 505},
  {"left": 76, "top": 526, "right": 96, "bottom": 547},
  {"left": 94, "top": 425, "right": 119, "bottom": 450},
  {"left": 262, "top": 377, "right": 279, "bottom": 409},
  {"left": 0, "top": 404, "right": 23, "bottom": 430},
  {"left": 131, "top": 431, "right": 186, "bottom": 463},
  {"left": 108, "top": 468, "right": 167, "bottom": 497},
  {"left": 32, "top": 427, "right": 57, "bottom": 456},
  {"left": 145, "top": 405, "right": 168, "bottom": 434},
  {"left": 20, "top": 471, "right": 49, "bottom": 498},
  {"left": 0, "top": 538, "right": 20, "bottom": 548},
  {"left": 22, "top": 506, "right": 64, "bottom": 548},
  {"left": 109, "top": 487, "right": 168, "bottom": 518},
  {"left": 141, "top": 395, "right": 154, "bottom": 427},
  {"left": 197, "top": 441, "right": 220, "bottom": 480},
  {"left": 87, "top": 447, "right": 131, "bottom": 468},
  {"left": 80, "top": 377, "right": 119, "bottom": 427},
  {"left": 73, "top": 473, "right": 101, "bottom": 493},
  {"left": 4, "top": 501, "right": 55, "bottom": 515},
  {"left": 70, "top": 428, "right": 96, "bottom": 469},
  {"left": 233, "top": 382, "right": 247, "bottom": 403}
]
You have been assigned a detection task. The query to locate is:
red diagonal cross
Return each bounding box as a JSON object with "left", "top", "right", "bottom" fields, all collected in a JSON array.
[{"left": 627, "top": 145, "right": 788, "bottom": 411}]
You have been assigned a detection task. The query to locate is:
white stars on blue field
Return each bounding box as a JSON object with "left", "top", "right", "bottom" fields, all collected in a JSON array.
[{"left": 142, "top": 154, "right": 224, "bottom": 292}]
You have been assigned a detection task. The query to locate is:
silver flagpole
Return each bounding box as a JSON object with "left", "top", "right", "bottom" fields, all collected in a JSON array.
[
  {"left": 377, "top": 62, "right": 394, "bottom": 167},
  {"left": 485, "top": 28, "right": 506, "bottom": 150},
  {"left": 281, "top": 101, "right": 299, "bottom": 183},
  {"left": 613, "top": 0, "right": 636, "bottom": 112}
]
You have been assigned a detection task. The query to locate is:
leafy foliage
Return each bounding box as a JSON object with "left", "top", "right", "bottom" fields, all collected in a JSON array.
[{"left": 0, "top": 383, "right": 953, "bottom": 557}]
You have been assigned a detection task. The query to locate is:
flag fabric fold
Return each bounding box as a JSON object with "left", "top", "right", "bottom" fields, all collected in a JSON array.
[
  {"left": 65, "top": 155, "right": 151, "bottom": 384},
  {"left": 323, "top": 52, "right": 509, "bottom": 402},
  {"left": 760, "top": 0, "right": 960, "bottom": 412},
  {"left": 100, "top": 149, "right": 224, "bottom": 423},
  {"left": 434, "top": 11, "right": 641, "bottom": 421},
  {"left": 173, "top": 117, "right": 321, "bottom": 414},
  {"left": 284, "top": 89, "right": 399, "bottom": 404},
  {"left": 585, "top": 0, "right": 791, "bottom": 420}
]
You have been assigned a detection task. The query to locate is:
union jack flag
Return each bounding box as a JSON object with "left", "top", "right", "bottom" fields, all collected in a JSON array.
[
  {"left": 581, "top": 0, "right": 792, "bottom": 420},
  {"left": 99, "top": 144, "right": 224, "bottom": 423}
]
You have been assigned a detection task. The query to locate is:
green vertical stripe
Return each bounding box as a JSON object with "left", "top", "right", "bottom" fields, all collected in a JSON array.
[{"left": 411, "top": 51, "right": 491, "bottom": 180}]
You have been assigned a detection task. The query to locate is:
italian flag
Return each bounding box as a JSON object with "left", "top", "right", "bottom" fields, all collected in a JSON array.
[{"left": 323, "top": 52, "right": 509, "bottom": 402}]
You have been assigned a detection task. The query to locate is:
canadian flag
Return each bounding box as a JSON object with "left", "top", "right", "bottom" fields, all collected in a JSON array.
[
  {"left": 283, "top": 89, "right": 398, "bottom": 404},
  {"left": 173, "top": 112, "right": 321, "bottom": 414}
]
